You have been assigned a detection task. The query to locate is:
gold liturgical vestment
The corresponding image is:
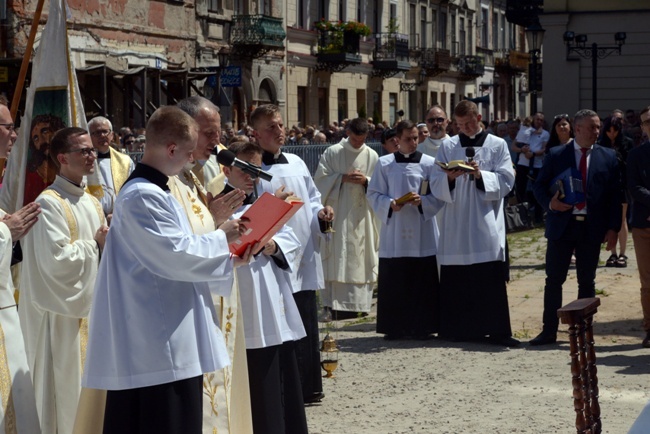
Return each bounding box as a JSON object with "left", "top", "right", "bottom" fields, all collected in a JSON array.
[{"left": 169, "top": 168, "right": 253, "bottom": 434}]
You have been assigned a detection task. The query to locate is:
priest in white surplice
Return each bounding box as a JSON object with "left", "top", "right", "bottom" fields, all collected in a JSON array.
[
  {"left": 417, "top": 104, "right": 451, "bottom": 160},
  {"left": 430, "top": 100, "right": 518, "bottom": 347},
  {"left": 367, "top": 120, "right": 444, "bottom": 340},
  {"left": 19, "top": 127, "right": 108, "bottom": 434},
  {"left": 172, "top": 96, "right": 253, "bottom": 434},
  {"left": 87, "top": 116, "right": 134, "bottom": 219},
  {"left": 251, "top": 104, "right": 334, "bottom": 404},
  {"left": 314, "top": 118, "right": 379, "bottom": 316},
  {"left": 0, "top": 198, "right": 41, "bottom": 433},
  {"left": 83, "top": 107, "right": 252, "bottom": 434}
]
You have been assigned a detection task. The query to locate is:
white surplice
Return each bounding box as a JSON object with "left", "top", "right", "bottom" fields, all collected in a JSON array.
[
  {"left": 429, "top": 133, "right": 515, "bottom": 265},
  {"left": 19, "top": 176, "right": 105, "bottom": 434},
  {"left": 168, "top": 169, "right": 253, "bottom": 434},
  {"left": 232, "top": 204, "right": 305, "bottom": 348},
  {"left": 417, "top": 135, "right": 449, "bottom": 160},
  {"left": 83, "top": 172, "right": 235, "bottom": 391},
  {"left": 0, "top": 213, "right": 40, "bottom": 434},
  {"left": 314, "top": 139, "right": 380, "bottom": 312},
  {"left": 258, "top": 153, "right": 325, "bottom": 292},
  {"left": 367, "top": 152, "right": 443, "bottom": 258}
]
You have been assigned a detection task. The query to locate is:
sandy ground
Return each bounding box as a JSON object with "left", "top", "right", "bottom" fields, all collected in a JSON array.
[{"left": 306, "top": 228, "right": 649, "bottom": 434}]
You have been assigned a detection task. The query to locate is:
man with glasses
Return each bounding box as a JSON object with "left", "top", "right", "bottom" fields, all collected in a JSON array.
[
  {"left": 88, "top": 116, "right": 135, "bottom": 220},
  {"left": 628, "top": 106, "right": 650, "bottom": 348},
  {"left": 417, "top": 105, "right": 450, "bottom": 159},
  {"left": 19, "top": 127, "right": 108, "bottom": 433}
]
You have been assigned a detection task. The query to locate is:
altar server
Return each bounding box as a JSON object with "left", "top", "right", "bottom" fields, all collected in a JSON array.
[{"left": 367, "top": 120, "right": 443, "bottom": 340}]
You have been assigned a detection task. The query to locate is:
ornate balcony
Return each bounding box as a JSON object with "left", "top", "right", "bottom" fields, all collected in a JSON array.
[
  {"left": 495, "top": 50, "right": 531, "bottom": 73},
  {"left": 371, "top": 33, "right": 411, "bottom": 78},
  {"left": 421, "top": 48, "right": 451, "bottom": 77},
  {"left": 457, "top": 55, "right": 485, "bottom": 81},
  {"left": 230, "top": 15, "right": 286, "bottom": 59},
  {"left": 316, "top": 29, "right": 362, "bottom": 72}
]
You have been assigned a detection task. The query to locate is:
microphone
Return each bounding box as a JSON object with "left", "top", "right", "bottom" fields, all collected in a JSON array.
[
  {"left": 466, "top": 146, "right": 475, "bottom": 181},
  {"left": 216, "top": 149, "right": 273, "bottom": 182}
]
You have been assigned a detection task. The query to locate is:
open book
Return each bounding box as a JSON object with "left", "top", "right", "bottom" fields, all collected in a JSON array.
[
  {"left": 229, "top": 192, "right": 304, "bottom": 256},
  {"left": 435, "top": 160, "right": 474, "bottom": 172}
]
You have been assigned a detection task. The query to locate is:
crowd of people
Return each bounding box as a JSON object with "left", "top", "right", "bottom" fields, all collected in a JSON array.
[{"left": 0, "top": 92, "right": 648, "bottom": 433}]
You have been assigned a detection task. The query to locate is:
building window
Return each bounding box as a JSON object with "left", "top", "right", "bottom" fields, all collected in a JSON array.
[
  {"left": 492, "top": 11, "right": 498, "bottom": 49},
  {"left": 208, "top": 0, "right": 221, "bottom": 13},
  {"left": 459, "top": 17, "right": 466, "bottom": 55},
  {"left": 468, "top": 19, "right": 473, "bottom": 55},
  {"left": 338, "top": 0, "right": 345, "bottom": 21},
  {"left": 318, "top": 88, "right": 328, "bottom": 127},
  {"left": 318, "top": 0, "right": 329, "bottom": 21},
  {"left": 439, "top": 9, "right": 447, "bottom": 49},
  {"left": 421, "top": 6, "right": 427, "bottom": 49},
  {"left": 337, "top": 89, "right": 348, "bottom": 123},
  {"left": 389, "top": 93, "right": 397, "bottom": 126},
  {"left": 431, "top": 10, "right": 437, "bottom": 48},
  {"left": 297, "top": 87, "right": 307, "bottom": 130},
  {"left": 481, "top": 8, "right": 488, "bottom": 48},
  {"left": 500, "top": 14, "right": 506, "bottom": 50},
  {"left": 451, "top": 11, "right": 456, "bottom": 56}
]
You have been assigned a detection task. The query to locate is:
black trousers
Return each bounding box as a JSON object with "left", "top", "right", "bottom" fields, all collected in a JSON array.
[
  {"left": 292, "top": 290, "right": 322, "bottom": 399},
  {"left": 542, "top": 219, "right": 601, "bottom": 332},
  {"left": 103, "top": 376, "right": 203, "bottom": 434},
  {"left": 247, "top": 342, "right": 308, "bottom": 434}
]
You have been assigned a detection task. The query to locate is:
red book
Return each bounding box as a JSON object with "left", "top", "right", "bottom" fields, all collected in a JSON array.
[{"left": 229, "top": 192, "right": 304, "bottom": 256}]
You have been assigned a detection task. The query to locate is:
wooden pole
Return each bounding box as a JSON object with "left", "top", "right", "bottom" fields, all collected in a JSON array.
[{"left": 10, "top": 0, "right": 47, "bottom": 119}]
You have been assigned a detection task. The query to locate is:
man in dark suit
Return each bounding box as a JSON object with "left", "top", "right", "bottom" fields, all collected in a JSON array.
[
  {"left": 628, "top": 106, "right": 650, "bottom": 348},
  {"left": 530, "top": 109, "right": 622, "bottom": 345}
]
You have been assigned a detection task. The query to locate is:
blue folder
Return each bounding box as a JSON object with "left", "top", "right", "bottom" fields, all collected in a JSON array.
[{"left": 549, "top": 167, "right": 585, "bottom": 205}]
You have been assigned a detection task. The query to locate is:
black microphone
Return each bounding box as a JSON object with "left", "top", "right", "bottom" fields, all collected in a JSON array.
[
  {"left": 466, "top": 146, "right": 475, "bottom": 181},
  {"left": 216, "top": 149, "right": 273, "bottom": 182}
]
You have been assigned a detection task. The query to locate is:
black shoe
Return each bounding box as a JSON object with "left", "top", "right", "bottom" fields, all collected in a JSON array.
[
  {"left": 383, "top": 334, "right": 404, "bottom": 341},
  {"left": 642, "top": 332, "right": 650, "bottom": 349},
  {"left": 488, "top": 335, "right": 520, "bottom": 347},
  {"left": 304, "top": 392, "right": 325, "bottom": 404},
  {"left": 529, "top": 331, "right": 557, "bottom": 346}
]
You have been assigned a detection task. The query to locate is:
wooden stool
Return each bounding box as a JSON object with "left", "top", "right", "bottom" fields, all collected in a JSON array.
[{"left": 557, "top": 297, "right": 601, "bottom": 434}]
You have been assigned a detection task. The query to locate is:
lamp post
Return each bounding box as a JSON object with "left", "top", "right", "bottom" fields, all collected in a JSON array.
[
  {"left": 399, "top": 68, "right": 427, "bottom": 92},
  {"left": 525, "top": 21, "right": 545, "bottom": 115},
  {"left": 563, "top": 31, "right": 626, "bottom": 113}
]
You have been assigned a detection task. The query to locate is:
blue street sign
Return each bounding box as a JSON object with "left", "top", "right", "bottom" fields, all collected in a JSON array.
[{"left": 221, "top": 66, "right": 242, "bottom": 87}]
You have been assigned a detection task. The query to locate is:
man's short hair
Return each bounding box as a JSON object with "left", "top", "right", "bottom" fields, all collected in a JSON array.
[
  {"left": 454, "top": 100, "right": 479, "bottom": 118},
  {"left": 49, "top": 127, "right": 88, "bottom": 168},
  {"left": 250, "top": 105, "right": 281, "bottom": 129},
  {"left": 573, "top": 109, "right": 598, "bottom": 124},
  {"left": 145, "top": 106, "right": 197, "bottom": 149},
  {"left": 227, "top": 141, "right": 263, "bottom": 159},
  {"left": 88, "top": 116, "right": 113, "bottom": 132},
  {"left": 395, "top": 120, "right": 416, "bottom": 137},
  {"left": 347, "top": 117, "right": 369, "bottom": 135},
  {"left": 176, "top": 96, "right": 220, "bottom": 118},
  {"left": 380, "top": 128, "right": 396, "bottom": 144}
]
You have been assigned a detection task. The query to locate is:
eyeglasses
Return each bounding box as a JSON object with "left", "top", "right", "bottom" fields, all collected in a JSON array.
[
  {"left": 0, "top": 123, "right": 15, "bottom": 132},
  {"left": 426, "top": 117, "right": 446, "bottom": 124},
  {"left": 90, "top": 129, "right": 112, "bottom": 137},
  {"left": 554, "top": 114, "right": 570, "bottom": 120},
  {"left": 67, "top": 147, "right": 98, "bottom": 157}
]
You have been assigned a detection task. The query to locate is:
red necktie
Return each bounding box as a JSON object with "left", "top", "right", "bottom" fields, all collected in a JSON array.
[{"left": 575, "top": 147, "right": 588, "bottom": 210}]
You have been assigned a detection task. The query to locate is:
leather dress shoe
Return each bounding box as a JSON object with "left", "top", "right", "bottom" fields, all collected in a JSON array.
[{"left": 529, "top": 331, "right": 557, "bottom": 346}]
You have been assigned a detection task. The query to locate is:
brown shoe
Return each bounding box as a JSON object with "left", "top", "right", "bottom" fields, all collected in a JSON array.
[{"left": 643, "top": 332, "right": 650, "bottom": 349}]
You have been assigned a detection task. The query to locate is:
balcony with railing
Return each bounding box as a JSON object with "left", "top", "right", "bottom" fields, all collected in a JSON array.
[
  {"left": 230, "top": 15, "right": 286, "bottom": 59},
  {"left": 371, "top": 33, "right": 411, "bottom": 78},
  {"left": 316, "top": 29, "right": 363, "bottom": 72},
  {"left": 421, "top": 47, "right": 451, "bottom": 77},
  {"left": 495, "top": 50, "right": 531, "bottom": 73},
  {"left": 457, "top": 55, "right": 485, "bottom": 80}
]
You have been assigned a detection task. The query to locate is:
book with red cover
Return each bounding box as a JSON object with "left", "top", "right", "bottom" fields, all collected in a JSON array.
[{"left": 229, "top": 192, "right": 304, "bottom": 256}]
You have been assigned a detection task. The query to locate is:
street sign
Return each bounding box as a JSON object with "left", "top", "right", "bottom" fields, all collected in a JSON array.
[{"left": 221, "top": 66, "right": 241, "bottom": 87}]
